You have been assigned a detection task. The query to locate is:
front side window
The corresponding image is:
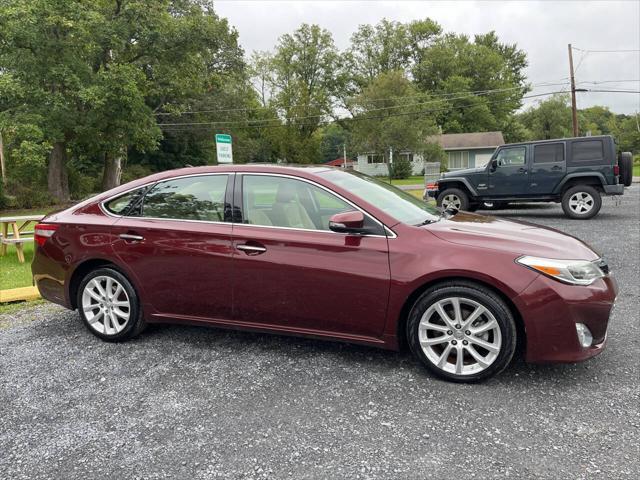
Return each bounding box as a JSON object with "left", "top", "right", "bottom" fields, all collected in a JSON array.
[
  {"left": 534, "top": 143, "right": 564, "bottom": 164},
  {"left": 496, "top": 147, "right": 526, "bottom": 167},
  {"left": 319, "top": 169, "right": 440, "bottom": 226},
  {"left": 141, "top": 175, "right": 228, "bottom": 221},
  {"left": 242, "top": 175, "right": 353, "bottom": 231}
]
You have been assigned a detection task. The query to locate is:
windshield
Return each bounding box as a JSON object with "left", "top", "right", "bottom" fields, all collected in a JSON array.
[{"left": 319, "top": 169, "right": 440, "bottom": 226}]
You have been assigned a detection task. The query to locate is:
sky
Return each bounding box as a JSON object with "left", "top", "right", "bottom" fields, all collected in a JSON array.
[{"left": 215, "top": 0, "right": 640, "bottom": 114}]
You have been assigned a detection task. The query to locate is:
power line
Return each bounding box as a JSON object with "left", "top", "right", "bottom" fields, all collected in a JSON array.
[
  {"left": 154, "top": 81, "right": 569, "bottom": 117},
  {"left": 159, "top": 90, "right": 567, "bottom": 132},
  {"left": 572, "top": 47, "right": 640, "bottom": 53},
  {"left": 584, "top": 89, "right": 640, "bottom": 94}
]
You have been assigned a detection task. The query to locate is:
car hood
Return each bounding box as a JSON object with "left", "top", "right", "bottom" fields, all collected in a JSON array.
[
  {"left": 425, "top": 212, "right": 600, "bottom": 260},
  {"left": 442, "top": 166, "right": 485, "bottom": 177}
]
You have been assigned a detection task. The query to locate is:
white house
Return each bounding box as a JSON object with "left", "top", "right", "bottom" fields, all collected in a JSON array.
[{"left": 355, "top": 131, "right": 505, "bottom": 176}]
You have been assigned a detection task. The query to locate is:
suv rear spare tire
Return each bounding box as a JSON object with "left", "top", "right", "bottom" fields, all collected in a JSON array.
[
  {"left": 437, "top": 188, "right": 470, "bottom": 211},
  {"left": 561, "top": 185, "right": 602, "bottom": 220},
  {"left": 618, "top": 152, "right": 633, "bottom": 187}
]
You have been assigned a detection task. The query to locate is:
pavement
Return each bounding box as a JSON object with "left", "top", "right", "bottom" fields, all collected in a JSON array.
[{"left": 1, "top": 188, "right": 639, "bottom": 479}]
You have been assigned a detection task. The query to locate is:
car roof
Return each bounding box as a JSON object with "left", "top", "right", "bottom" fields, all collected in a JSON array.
[{"left": 501, "top": 134, "right": 613, "bottom": 148}]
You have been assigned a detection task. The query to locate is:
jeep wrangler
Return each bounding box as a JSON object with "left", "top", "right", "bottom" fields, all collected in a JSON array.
[{"left": 425, "top": 135, "right": 632, "bottom": 219}]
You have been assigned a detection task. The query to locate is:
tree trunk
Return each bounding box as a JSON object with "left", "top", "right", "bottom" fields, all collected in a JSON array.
[
  {"left": 47, "top": 142, "right": 70, "bottom": 202},
  {"left": 102, "top": 150, "right": 124, "bottom": 191},
  {"left": 0, "top": 131, "right": 6, "bottom": 185}
]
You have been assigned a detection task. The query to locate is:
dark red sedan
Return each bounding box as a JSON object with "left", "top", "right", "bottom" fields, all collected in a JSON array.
[{"left": 32, "top": 165, "right": 618, "bottom": 382}]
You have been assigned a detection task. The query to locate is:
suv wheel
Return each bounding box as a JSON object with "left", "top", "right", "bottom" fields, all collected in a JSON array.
[
  {"left": 437, "top": 188, "right": 470, "bottom": 211},
  {"left": 77, "top": 267, "right": 146, "bottom": 342},
  {"left": 561, "top": 185, "right": 602, "bottom": 220},
  {"left": 407, "top": 282, "right": 517, "bottom": 383}
]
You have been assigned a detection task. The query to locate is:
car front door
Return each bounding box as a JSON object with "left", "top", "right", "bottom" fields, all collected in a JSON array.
[
  {"left": 110, "top": 173, "right": 235, "bottom": 321},
  {"left": 488, "top": 146, "right": 529, "bottom": 196},
  {"left": 231, "top": 173, "right": 391, "bottom": 340},
  {"left": 530, "top": 142, "right": 566, "bottom": 194}
]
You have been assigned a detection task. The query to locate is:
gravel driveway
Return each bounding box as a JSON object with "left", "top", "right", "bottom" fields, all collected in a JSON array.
[{"left": 1, "top": 188, "right": 639, "bottom": 480}]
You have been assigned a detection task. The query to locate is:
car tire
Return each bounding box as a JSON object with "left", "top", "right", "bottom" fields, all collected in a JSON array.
[
  {"left": 618, "top": 152, "right": 633, "bottom": 187},
  {"left": 437, "top": 188, "right": 470, "bottom": 211},
  {"left": 561, "top": 185, "right": 602, "bottom": 220},
  {"left": 77, "top": 267, "right": 146, "bottom": 342},
  {"left": 407, "top": 281, "right": 517, "bottom": 383}
]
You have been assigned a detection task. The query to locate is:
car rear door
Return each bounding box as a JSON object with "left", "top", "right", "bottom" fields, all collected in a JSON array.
[
  {"left": 488, "top": 145, "right": 530, "bottom": 196},
  {"left": 530, "top": 142, "right": 566, "bottom": 194},
  {"left": 231, "top": 173, "right": 391, "bottom": 340},
  {"left": 110, "top": 173, "right": 235, "bottom": 321}
]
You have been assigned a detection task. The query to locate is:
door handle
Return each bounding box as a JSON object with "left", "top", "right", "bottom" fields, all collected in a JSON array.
[
  {"left": 517, "top": 168, "right": 528, "bottom": 174},
  {"left": 551, "top": 165, "right": 562, "bottom": 171},
  {"left": 237, "top": 244, "right": 267, "bottom": 254},
  {"left": 119, "top": 233, "right": 144, "bottom": 242}
]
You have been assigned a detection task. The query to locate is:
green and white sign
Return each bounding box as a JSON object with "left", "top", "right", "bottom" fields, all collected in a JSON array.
[{"left": 215, "top": 134, "right": 233, "bottom": 164}]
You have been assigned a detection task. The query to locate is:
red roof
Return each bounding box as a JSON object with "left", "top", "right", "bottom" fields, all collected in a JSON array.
[{"left": 325, "top": 158, "right": 353, "bottom": 166}]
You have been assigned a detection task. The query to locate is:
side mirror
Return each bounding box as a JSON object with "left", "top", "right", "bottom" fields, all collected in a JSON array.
[
  {"left": 489, "top": 159, "right": 498, "bottom": 172},
  {"left": 329, "top": 210, "right": 366, "bottom": 234}
]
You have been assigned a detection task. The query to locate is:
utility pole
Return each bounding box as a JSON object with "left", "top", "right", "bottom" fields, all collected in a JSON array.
[
  {"left": 388, "top": 146, "right": 393, "bottom": 184},
  {"left": 568, "top": 44, "right": 579, "bottom": 137},
  {"left": 343, "top": 143, "right": 347, "bottom": 169},
  {"left": 0, "top": 131, "right": 5, "bottom": 186}
]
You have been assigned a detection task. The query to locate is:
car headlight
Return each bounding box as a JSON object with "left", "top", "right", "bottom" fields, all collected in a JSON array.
[{"left": 516, "top": 256, "right": 605, "bottom": 286}]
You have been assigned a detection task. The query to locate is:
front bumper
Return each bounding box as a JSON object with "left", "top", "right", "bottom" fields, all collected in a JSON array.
[
  {"left": 603, "top": 184, "right": 624, "bottom": 195},
  {"left": 513, "top": 274, "right": 618, "bottom": 363}
]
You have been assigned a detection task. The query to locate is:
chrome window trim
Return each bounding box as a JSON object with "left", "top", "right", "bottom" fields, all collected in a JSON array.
[
  {"left": 98, "top": 171, "right": 398, "bottom": 238},
  {"left": 237, "top": 172, "right": 396, "bottom": 239}
]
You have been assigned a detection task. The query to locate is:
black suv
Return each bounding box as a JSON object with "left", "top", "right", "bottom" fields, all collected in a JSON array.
[{"left": 426, "top": 135, "right": 633, "bottom": 219}]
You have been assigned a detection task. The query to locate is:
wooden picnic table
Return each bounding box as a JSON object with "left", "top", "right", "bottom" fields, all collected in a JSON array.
[{"left": 0, "top": 215, "right": 45, "bottom": 263}]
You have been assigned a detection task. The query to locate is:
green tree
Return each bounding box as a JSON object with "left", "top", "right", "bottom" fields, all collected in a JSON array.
[
  {"left": 0, "top": 0, "right": 242, "bottom": 201},
  {"left": 349, "top": 70, "right": 439, "bottom": 177},
  {"left": 518, "top": 95, "right": 573, "bottom": 140}
]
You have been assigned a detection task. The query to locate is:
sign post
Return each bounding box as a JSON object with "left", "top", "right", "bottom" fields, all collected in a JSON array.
[{"left": 215, "top": 134, "right": 233, "bottom": 164}]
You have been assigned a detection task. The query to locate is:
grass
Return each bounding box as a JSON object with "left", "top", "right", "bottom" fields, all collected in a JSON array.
[
  {"left": 633, "top": 165, "right": 640, "bottom": 177},
  {"left": 406, "top": 189, "right": 425, "bottom": 200}
]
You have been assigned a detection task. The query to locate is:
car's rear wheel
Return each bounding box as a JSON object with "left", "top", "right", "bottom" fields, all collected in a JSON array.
[
  {"left": 407, "top": 282, "right": 517, "bottom": 383},
  {"left": 561, "top": 185, "right": 602, "bottom": 220},
  {"left": 77, "top": 268, "right": 146, "bottom": 342},
  {"left": 437, "top": 188, "right": 470, "bottom": 211}
]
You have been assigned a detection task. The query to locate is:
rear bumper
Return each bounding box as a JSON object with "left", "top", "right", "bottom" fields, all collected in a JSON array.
[
  {"left": 513, "top": 274, "right": 618, "bottom": 363},
  {"left": 31, "top": 244, "right": 72, "bottom": 309},
  {"left": 603, "top": 184, "right": 624, "bottom": 195}
]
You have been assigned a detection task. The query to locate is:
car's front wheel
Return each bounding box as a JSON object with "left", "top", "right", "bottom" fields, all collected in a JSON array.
[
  {"left": 77, "top": 267, "right": 146, "bottom": 342},
  {"left": 437, "top": 188, "right": 470, "bottom": 211},
  {"left": 407, "top": 282, "right": 517, "bottom": 382}
]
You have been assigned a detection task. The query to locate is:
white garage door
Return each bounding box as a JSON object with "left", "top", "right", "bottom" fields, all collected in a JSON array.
[{"left": 475, "top": 153, "right": 493, "bottom": 167}]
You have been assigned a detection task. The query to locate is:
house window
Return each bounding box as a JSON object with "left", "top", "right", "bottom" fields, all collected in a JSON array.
[
  {"left": 448, "top": 151, "right": 469, "bottom": 169},
  {"left": 398, "top": 153, "right": 414, "bottom": 163},
  {"left": 367, "top": 154, "right": 385, "bottom": 164}
]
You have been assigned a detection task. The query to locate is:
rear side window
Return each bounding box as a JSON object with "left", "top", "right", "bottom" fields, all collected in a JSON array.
[
  {"left": 534, "top": 143, "right": 564, "bottom": 163},
  {"left": 141, "top": 175, "right": 229, "bottom": 221},
  {"left": 104, "top": 187, "right": 148, "bottom": 215},
  {"left": 571, "top": 140, "right": 604, "bottom": 164}
]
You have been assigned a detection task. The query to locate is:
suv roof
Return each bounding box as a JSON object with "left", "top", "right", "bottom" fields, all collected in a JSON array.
[{"left": 502, "top": 134, "right": 614, "bottom": 148}]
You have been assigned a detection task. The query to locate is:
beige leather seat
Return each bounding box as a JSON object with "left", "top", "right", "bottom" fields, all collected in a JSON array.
[
  {"left": 270, "top": 182, "right": 315, "bottom": 229},
  {"left": 245, "top": 189, "right": 273, "bottom": 226}
]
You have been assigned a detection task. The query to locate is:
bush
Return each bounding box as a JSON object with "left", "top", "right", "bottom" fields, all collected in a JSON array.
[
  {"left": 121, "top": 164, "right": 153, "bottom": 184},
  {"left": 389, "top": 157, "right": 412, "bottom": 179},
  {"left": 68, "top": 168, "right": 98, "bottom": 200}
]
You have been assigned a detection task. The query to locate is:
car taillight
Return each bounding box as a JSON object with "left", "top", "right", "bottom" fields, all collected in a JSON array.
[
  {"left": 425, "top": 182, "right": 439, "bottom": 190},
  {"left": 613, "top": 165, "right": 620, "bottom": 176},
  {"left": 34, "top": 223, "right": 59, "bottom": 247}
]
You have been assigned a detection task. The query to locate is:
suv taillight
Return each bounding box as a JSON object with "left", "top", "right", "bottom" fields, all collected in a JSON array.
[
  {"left": 34, "top": 223, "right": 59, "bottom": 246},
  {"left": 613, "top": 165, "right": 620, "bottom": 176}
]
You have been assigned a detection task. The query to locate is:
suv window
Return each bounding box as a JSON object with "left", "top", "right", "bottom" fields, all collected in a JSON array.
[
  {"left": 496, "top": 147, "right": 526, "bottom": 167},
  {"left": 242, "top": 175, "right": 352, "bottom": 231},
  {"left": 141, "top": 175, "right": 228, "bottom": 221},
  {"left": 104, "top": 187, "right": 148, "bottom": 215},
  {"left": 534, "top": 143, "right": 564, "bottom": 163},
  {"left": 571, "top": 140, "right": 604, "bottom": 163}
]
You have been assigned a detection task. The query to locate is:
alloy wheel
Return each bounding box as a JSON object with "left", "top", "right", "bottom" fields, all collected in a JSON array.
[
  {"left": 418, "top": 297, "right": 502, "bottom": 376},
  {"left": 442, "top": 194, "right": 462, "bottom": 210},
  {"left": 81, "top": 275, "right": 131, "bottom": 335},
  {"left": 569, "top": 192, "right": 594, "bottom": 215}
]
